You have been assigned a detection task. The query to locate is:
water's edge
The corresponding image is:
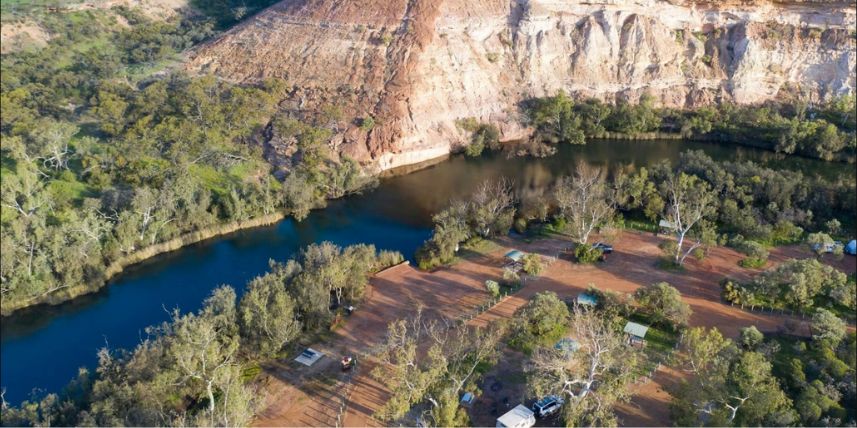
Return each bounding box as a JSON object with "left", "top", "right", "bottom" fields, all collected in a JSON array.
[{"left": 1, "top": 212, "right": 286, "bottom": 317}]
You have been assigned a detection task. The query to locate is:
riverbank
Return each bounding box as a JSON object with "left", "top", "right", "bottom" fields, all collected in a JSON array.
[
  {"left": 589, "top": 132, "right": 855, "bottom": 164},
  {"left": 4, "top": 134, "right": 853, "bottom": 316},
  {"left": 1, "top": 212, "right": 286, "bottom": 317},
  {"left": 3, "top": 149, "right": 457, "bottom": 317}
]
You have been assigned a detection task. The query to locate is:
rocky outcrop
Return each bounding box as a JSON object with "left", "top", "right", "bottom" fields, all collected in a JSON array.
[{"left": 186, "top": 0, "right": 857, "bottom": 172}]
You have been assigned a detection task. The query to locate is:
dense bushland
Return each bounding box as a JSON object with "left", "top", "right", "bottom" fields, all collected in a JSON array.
[
  {"left": 523, "top": 92, "right": 856, "bottom": 162},
  {"left": 673, "top": 326, "right": 856, "bottom": 426},
  {"left": 1, "top": 6, "right": 374, "bottom": 313}
]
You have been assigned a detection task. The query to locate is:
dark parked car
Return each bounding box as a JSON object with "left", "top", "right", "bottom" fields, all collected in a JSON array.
[
  {"left": 592, "top": 242, "right": 613, "bottom": 254},
  {"left": 532, "top": 395, "right": 564, "bottom": 418}
]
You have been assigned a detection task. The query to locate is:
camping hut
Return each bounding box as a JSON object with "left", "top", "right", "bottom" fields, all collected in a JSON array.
[
  {"left": 846, "top": 240, "right": 857, "bottom": 256},
  {"left": 658, "top": 219, "right": 676, "bottom": 235},
  {"left": 505, "top": 250, "right": 524, "bottom": 262},
  {"left": 504, "top": 250, "right": 525, "bottom": 270},
  {"left": 576, "top": 292, "right": 598, "bottom": 307},
  {"left": 623, "top": 321, "right": 649, "bottom": 347}
]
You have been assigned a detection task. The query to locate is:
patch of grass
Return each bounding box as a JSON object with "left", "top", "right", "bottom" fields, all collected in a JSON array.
[
  {"left": 624, "top": 219, "right": 657, "bottom": 233},
  {"left": 227, "top": 158, "right": 267, "bottom": 179},
  {"left": 318, "top": 374, "right": 338, "bottom": 386},
  {"left": 240, "top": 363, "right": 262, "bottom": 382},
  {"left": 475, "top": 360, "right": 494, "bottom": 375},
  {"left": 643, "top": 325, "right": 678, "bottom": 355},
  {"left": 190, "top": 164, "right": 234, "bottom": 195},
  {"left": 47, "top": 175, "right": 97, "bottom": 205},
  {"left": 628, "top": 312, "right": 678, "bottom": 356},
  {"left": 499, "top": 371, "right": 527, "bottom": 385},
  {"left": 457, "top": 237, "right": 500, "bottom": 259},
  {"left": 191, "top": 160, "right": 265, "bottom": 196},
  {"left": 626, "top": 313, "right": 679, "bottom": 371},
  {"left": 656, "top": 258, "right": 684, "bottom": 272},
  {"left": 739, "top": 256, "right": 767, "bottom": 269}
]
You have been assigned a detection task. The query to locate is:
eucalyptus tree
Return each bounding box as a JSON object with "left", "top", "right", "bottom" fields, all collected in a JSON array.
[
  {"left": 671, "top": 327, "right": 794, "bottom": 426},
  {"left": 238, "top": 269, "right": 302, "bottom": 357},
  {"left": 553, "top": 161, "right": 615, "bottom": 244},
  {"left": 372, "top": 311, "right": 503, "bottom": 426},
  {"left": 470, "top": 178, "right": 516, "bottom": 237},
  {"left": 526, "top": 309, "right": 640, "bottom": 426},
  {"left": 660, "top": 172, "right": 717, "bottom": 266}
]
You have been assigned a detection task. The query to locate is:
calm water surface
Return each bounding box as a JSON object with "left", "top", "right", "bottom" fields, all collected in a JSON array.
[{"left": 1, "top": 140, "right": 851, "bottom": 403}]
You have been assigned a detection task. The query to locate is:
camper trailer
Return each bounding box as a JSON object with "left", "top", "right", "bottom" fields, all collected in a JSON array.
[{"left": 496, "top": 404, "right": 536, "bottom": 428}]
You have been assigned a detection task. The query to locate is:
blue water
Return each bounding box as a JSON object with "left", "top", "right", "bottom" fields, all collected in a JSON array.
[{"left": 1, "top": 140, "right": 850, "bottom": 404}]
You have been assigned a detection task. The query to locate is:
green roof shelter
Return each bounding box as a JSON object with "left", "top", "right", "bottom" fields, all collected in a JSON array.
[
  {"left": 505, "top": 250, "right": 525, "bottom": 262},
  {"left": 623, "top": 321, "right": 649, "bottom": 340}
]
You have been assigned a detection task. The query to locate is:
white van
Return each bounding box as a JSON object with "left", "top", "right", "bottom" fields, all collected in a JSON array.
[{"left": 496, "top": 404, "right": 536, "bottom": 428}]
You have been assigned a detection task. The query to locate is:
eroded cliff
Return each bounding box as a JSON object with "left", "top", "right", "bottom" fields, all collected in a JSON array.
[{"left": 186, "top": 0, "right": 857, "bottom": 171}]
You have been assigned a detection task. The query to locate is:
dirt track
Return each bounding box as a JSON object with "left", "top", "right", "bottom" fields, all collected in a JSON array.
[{"left": 252, "top": 231, "right": 856, "bottom": 427}]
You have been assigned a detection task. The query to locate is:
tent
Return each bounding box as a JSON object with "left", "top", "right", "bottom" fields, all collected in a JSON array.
[
  {"left": 576, "top": 292, "right": 598, "bottom": 307},
  {"left": 554, "top": 338, "right": 580, "bottom": 356},
  {"left": 294, "top": 348, "right": 324, "bottom": 366},
  {"left": 846, "top": 240, "right": 857, "bottom": 256}
]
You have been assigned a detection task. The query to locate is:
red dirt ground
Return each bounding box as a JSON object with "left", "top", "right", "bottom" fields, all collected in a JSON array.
[
  {"left": 252, "top": 231, "right": 856, "bottom": 427},
  {"left": 253, "top": 252, "right": 506, "bottom": 427}
]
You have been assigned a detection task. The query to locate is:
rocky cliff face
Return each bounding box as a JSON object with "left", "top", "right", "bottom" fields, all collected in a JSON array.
[{"left": 186, "top": 0, "right": 856, "bottom": 172}]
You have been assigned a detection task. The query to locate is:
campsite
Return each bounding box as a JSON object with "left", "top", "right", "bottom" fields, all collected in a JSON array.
[{"left": 248, "top": 230, "right": 856, "bottom": 427}]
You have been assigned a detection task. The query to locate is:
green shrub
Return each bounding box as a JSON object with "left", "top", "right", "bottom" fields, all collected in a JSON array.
[
  {"left": 739, "top": 326, "right": 764, "bottom": 349},
  {"left": 513, "top": 217, "right": 528, "bottom": 234},
  {"left": 521, "top": 253, "right": 544, "bottom": 276},
  {"left": 508, "top": 291, "right": 569, "bottom": 353},
  {"left": 721, "top": 279, "right": 756, "bottom": 305},
  {"left": 464, "top": 139, "right": 485, "bottom": 157},
  {"left": 548, "top": 216, "right": 567, "bottom": 232},
  {"left": 740, "top": 257, "right": 768, "bottom": 268},
  {"left": 359, "top": 116, "right": 375, "bottom": 131},
  {"left": 574, "top": 244, "right": 603, "bottom": 264},
  {"left": 415, "top": 244, "right": 443, "bottom": 270},
  {"left": 375, "top": 250, "right": 404, "bottom": 270},
  {"left": 770, "top": 220, "right": 804, "bottom": 245},
  {"left": 485, "top": 280, "right": 500, "bottom": 297},
  {"left": 502, "top": 268, "right": 521, "bottom": 288},
  {"left": 732, "top": 237, "right": 770, "bottom": 268}
]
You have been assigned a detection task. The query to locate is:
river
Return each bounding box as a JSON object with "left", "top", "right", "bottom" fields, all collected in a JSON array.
[{"left": 1, "top": 139, "right": 851, "bottom": 404}]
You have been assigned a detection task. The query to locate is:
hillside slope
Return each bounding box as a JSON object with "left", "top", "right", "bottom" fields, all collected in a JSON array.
[{"left": 186, "top": 0, "right": 857, "bottom": 171}]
